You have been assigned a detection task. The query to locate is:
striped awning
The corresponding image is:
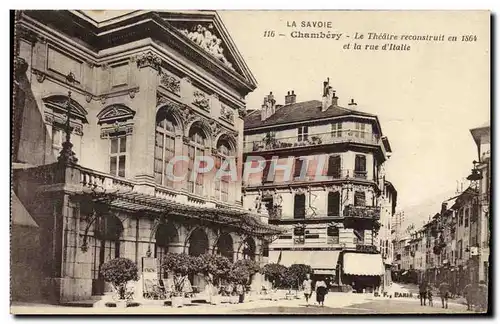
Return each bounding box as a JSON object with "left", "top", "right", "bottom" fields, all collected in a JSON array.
[
  {"left": 269, "top": 250, "right": 340, "bottom": 270},
  {"left": 343, "top": 253, "right": 385, "bottom": 276}
]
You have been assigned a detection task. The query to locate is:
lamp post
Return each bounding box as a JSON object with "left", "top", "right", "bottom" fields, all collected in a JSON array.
[{"left": 58, "top": 72, "right": 78, "bottom": 165}]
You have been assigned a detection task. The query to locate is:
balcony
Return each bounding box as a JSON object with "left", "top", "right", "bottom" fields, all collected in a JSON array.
[
  {"left": 343, "top": 205, "right": 381, "bottom": 220},
  {"left": 244, "top": 130, "right": 381, "bottom": 153},
  {"left": 244, "top": 169, "right": 372, "bottom": 188}
]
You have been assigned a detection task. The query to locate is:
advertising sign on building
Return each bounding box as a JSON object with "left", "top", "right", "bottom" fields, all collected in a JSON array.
[{"left": 142, "top": 257, "right": 158, "bottom": 280}]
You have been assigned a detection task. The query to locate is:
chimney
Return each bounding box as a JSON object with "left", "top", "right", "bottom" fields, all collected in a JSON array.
[
  {"left": 441, "top": 202, "right": 447, "bottom": 215},
  {"left": 322, "top": 78, "right": 336, "bottom": 112},
  {"left": 285, "top": 90, "right": 297, "bottom": 105},
  {"left": 261, "top": 91, "right": 276, "bottom": 121},
  {"left": 348, "top": 98, "right": 357, "bottom": 108}
]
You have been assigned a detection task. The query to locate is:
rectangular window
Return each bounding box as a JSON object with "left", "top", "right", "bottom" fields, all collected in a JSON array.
[
  {"left": 459, "top": 208, "right": 464, "bottom": 226},
  {"left": 464, "top": 208, "right": 469, "bottom": 227},
  {"left": 294, "top": 158, "right": 304, "bottom": 179},
  {"left": 51, "top": 126, "right": 63, "bottom": 154},
  {"left": 354, "top": 123, "right": 366, "bottom": 138},
  {"left": 327, "top": 155, "right": 341, "bottom": 178},
  {"left": 298, "top": 126, "right": 309, "bottom": 142},
  {"left": 109, "top": 136, "right": 126, "bottom": 177},
  {"left": 262, "top": 160, "right": 273, "bottom": 183},
  {"left": 327, "top": 226, "right": 340, "bottom": 244},
  {"left": 354, "top": 191, "right": 366, "bottom": 206},
  {"left": 354, "top": 154, "right": 367, "bottom": 178},
  {"left": 327, "top": 191, "right": 340, "bottom": 216},
  {"left": 215, "top": 156, "right": 230, "bottom": 202},
  {"left": 331, "top": 122, "right": 342, "bottom": 137},
  {"left": 294, "top": 194, "right": 306, "bottom": 219}
]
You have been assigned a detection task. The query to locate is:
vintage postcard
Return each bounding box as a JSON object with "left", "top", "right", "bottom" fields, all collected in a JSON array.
[{"left": 11, "top": 10, "right": 490, "bottom": 315}]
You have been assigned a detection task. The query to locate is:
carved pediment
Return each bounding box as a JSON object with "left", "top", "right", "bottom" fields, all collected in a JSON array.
[
  {"left": 42, "top": 95, "right": 88, "bottom": 123},
  {"left": 176, "top": 22, "right": 235, "bottom": 71},
  {"left": 97, "top": 104, "right": 136, "bottom": 125}
]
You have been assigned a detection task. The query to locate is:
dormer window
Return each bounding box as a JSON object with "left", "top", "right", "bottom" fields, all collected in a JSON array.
[{"left": 298, "top": 126, "right": 308, "bottom": 142}]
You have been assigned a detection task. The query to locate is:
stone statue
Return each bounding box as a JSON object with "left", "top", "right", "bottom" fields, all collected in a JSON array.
[{"left": 254, "top": 195, "right": 262, "bottom": 212}]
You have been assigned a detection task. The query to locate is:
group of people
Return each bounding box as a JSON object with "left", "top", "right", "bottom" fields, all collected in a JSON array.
[
  {"left": 302, "top": 274, "right": 334, "bottom": 307},
  {"left": 419, "top": 279, "right": 488, "bottom": 311}
]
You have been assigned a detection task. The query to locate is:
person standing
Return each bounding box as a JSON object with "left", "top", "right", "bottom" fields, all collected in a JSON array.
[
  {"left": 464, "top": 283, "right": 473, "bottom": 311},
  {"left": 419, "top": 280, "right": 428, "bottom": 306},
  {"left": 302, "top": 274, "right": 313, "bottom": 305},
  {"left": 315, "top": 278, "right": 328, "bottom": 307},
  {"left": 439, "top": 281, "right": 450, "bottom": 309}
]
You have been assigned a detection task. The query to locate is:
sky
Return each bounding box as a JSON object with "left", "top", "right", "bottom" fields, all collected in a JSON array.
[
  {"left": 81, "top": 10, "right": 490, "bottom": 221},
  {"left": 217, "top": 11, "right": 490, "bottom": 216}
]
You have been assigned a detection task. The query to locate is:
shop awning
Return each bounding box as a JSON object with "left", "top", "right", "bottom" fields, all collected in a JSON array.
[
  {"left": 343, "top": 253, "right": 384, "bottom": 276},
  {"left": 269, "top": 250, "right": 340, "bottom": 270}
]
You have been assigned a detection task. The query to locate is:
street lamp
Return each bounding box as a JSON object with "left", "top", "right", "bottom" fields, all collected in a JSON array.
[{"left": 58, "top": 72, "right": 78, "bottom": 164}]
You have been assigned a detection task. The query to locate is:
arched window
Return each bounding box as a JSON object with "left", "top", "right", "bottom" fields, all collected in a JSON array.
[
  {"left": 215, "top": 139, "right": 233, "bottom": 202},
  {"left": 187, "top": 125, "right": 207, "bottom": 195},
  {"left": 215, "top": 233, "right": 234, "bottom": 260},
  {"left": 154, "top": 109, "right": 177, "bottom": 187},
  {"left": 242, "top": 237, "right": 256, "bottom": 260}
]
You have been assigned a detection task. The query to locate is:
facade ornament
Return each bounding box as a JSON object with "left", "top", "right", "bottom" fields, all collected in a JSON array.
[
  {"left": 160, "top": 73, "right": 181, "bottom": 94},
  {"left": 179, "top": 105, "right": 197, "bottom": 125},
  {"left": 136, "top": 51, "right": 162, "bottom": 72},
  {"left": 182, "top": 135, "right": 191, "bottom": 145},
  {"left": 129, "top": 55, "right": 137, "bottom": 63},
  {"left": 211, "top": 147, "right": 218, "bottom": 156},
  {"left": 128, "top": 89, "right": 137, "bottom": 99},
  {"left": 100, "top": 95, "right": 107, "bottom": 105},
  {"left": 209, "top": 120, "right": 222, "bottom": 138},
  {"left": 14, "top": 57, "right": 28, "bottom": 79},
  {"left": 32, "top": 68, "right": 46, "bottom": 83},
  {"left": 238, "top": 107, "right": 246, "bottom": 118},
  {"left": 100, "top": 63, "right": 109, "bottom": 70},
  {"left": 85, "top": 93, "right": 93, "bottom": 103},
  {"left": 36, "top": 35, "right": 47, "bottom": 44},
  {"left": 220, "top": 104, "right": 234, "bottom": 124},
  {"left": 100, "top": 122, "right": 134, "bottom": 139},
  {"left": 86, "top": 61, "right": 95, "bottom": 68},
  {"left": 192, "top": 90, "right": 210, "bottom": 111},
  {"left": 17, "top": 26, "right": 38, "bottom": 44},
  {"left": 178, "top": 24, "right": 234, "bottom": 70}
]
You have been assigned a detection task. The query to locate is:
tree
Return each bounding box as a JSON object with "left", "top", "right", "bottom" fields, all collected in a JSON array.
[
  {"left": 100, "top": 258, "right": 139, "bottom": 300},
  {"left": 196, "top": 253, "right": 232, "bottom": 287},
  {"left": 261, "top": 263, "right": 287, "bottom": 288},
  {"left": 161, "top": 252, "right": 200, "bottom": 295},
  {"left": 283, "top": 264, "right": 312, "bottom": 290}
]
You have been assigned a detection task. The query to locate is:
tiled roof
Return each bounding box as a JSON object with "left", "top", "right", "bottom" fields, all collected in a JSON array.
[{"left": 244, "top": 100, "right": 377, "bottom": 129}]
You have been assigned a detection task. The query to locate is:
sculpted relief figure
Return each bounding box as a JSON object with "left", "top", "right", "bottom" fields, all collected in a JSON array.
[{"left": 179, "top": 24, "right": 233, "bottom": 70}]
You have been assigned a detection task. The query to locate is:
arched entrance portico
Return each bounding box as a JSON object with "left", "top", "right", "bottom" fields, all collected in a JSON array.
[
  {"left": 214, "top": 232, "right": 234, "bottom": 261},
  {"left": 155, "top": 222, "right": 180, "bottom": 279},
  {"left": 186, "top": 227, "right": 210, "bottom": 292}
]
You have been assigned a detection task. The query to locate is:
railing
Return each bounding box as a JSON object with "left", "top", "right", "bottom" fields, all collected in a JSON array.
[
  {"left": 79, "top": 167, "right": 135, "bottom": 192},
  {"left": 245, "top": 169, "right": 372, "bottom": 188},
  {"left": 343, "top": 205, "right": 381, "bottom": 220},
  {"left": 244, "top": 130, "right": 381, "bottom": 153}
]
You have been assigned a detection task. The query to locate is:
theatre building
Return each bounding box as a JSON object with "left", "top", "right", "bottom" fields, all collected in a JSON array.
[
  {"left": 12, "top": 10, "right": 281, "bottom": 303},
  {"left": 242, "top": 82, "right": 397, "bottom": 292}
]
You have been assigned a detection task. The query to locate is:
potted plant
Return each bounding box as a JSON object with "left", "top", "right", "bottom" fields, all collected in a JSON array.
[
  {"left": 100, "top": 258, "right": 139, "bottom": 308},
  {"left": 161, "top": 253, "right": 195, "bottom": 308},
  {"left": 196, "top": 253, "right": 232, "bottom": 305}
]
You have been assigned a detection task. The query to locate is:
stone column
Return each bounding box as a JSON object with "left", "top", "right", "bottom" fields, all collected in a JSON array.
[{"left": 130, "top": 52, "right": 161, "bottom": 191}]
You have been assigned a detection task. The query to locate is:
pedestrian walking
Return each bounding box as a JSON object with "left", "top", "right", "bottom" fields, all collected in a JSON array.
[
  {"left": 315, "top": 279, "right": 328, "bottom": 307},
  {"left": 439, "top": 281, "right": 450, "bottom": 309},
  {"left": 464, "top": 283, "right": 473, "bottom": 311},
  {"left": 302, "top": 273, "right": 313, "bottom": 305},
  {"left": 419, "top": 280, "right": 428, "bottom": 306},
  {"left": 427, "top": 287, "right": 433, "bottom": 307},
  {"left": 477, "top": 280, "right": 488, "bottom": 312}
]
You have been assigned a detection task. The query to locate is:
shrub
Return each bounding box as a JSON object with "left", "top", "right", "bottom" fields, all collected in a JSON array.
[
  {"left": 197, "top": 253, "right": 232, "bottom": 285},
  {"left": 261, "top": 263, "right": 287, "bottom": 288},
  {"left": 100, "top": 258, "right": 139, "bottom": 299}
]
